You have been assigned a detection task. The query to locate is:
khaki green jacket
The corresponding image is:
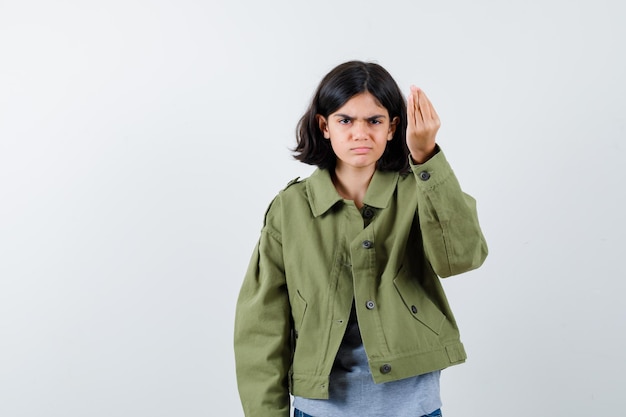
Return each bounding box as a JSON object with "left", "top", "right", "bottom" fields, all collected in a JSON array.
[{"left": 234, "top": 150, "right": 488, "bottom": 417}]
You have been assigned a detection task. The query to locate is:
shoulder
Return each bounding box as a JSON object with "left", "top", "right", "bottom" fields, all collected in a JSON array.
[
  {"left": 264, "top": 174, "right": 312, "bottom": 223},
  {"left": 277, "top": 175, "right": 307, "bottom": 201},
  {"left": 277, "top": 170, "right": 320, "bottom": 200},
  {"left": 260, "top": 174, "right": 316, "bottom": 237},
  {"left": 282, "top": 176, "right": 303, "bottom": 191}
]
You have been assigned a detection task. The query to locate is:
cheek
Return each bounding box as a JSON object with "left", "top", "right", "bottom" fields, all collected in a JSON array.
[{"left": 328, "top": 139, "right": 341, "bottom": 154}]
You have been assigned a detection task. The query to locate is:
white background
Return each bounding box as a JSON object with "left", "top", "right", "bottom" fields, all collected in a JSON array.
[{"left": 1, "top": 0, "right": 625, "bottom": 415}]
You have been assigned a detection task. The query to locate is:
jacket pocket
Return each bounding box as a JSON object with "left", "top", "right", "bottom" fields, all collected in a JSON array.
[
  {"left": 291, "top": 289, "right": 308, "bottom": 337},
  {"left": 393, "top": 267, "right": 445, "bottom": 335}
]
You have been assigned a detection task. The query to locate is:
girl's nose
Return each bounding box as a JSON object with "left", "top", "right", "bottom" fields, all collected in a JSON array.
[{"left": 352, "top": 121, "right": 369, "bottom": 139}]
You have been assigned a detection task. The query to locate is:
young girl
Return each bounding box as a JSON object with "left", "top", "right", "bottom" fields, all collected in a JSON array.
[{"left": 234, "top": 61, "right": 488, "bottom": 417}]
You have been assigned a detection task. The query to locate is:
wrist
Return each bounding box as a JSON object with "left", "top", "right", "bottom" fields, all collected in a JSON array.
[{"left": 409, "top": 144, "right": 438, "bottom": 164}]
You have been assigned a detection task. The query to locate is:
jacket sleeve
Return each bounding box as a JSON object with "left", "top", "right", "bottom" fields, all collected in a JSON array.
[
  {"left": 410, "top": 148, "right": 489, "bottom": 277},
  {"left": 234, "top": 196, "right": 292, "bottom": 417}
]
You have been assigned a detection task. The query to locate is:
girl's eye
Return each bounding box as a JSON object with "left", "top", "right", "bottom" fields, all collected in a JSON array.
[
  {"left": 339, "top": 118, "right": 351, "bottom": 125},
  {"left": 370, "top": 119, "right": 382, "bottom": 125}
]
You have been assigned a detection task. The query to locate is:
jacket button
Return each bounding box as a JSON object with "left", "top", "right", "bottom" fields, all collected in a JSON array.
[
  {"left": 419, "top": 171, "right": 431, "bottom": 181},
  {"left": 362, "top": 240, "right": 373, "bottom": 249},
  {"left": 411, "top": 305, "right": 418, "bottom": 314},
  {"left": 380, "top": 364, "right": 392, "bottom": 374},
  {"left": 362, "top": 206, "right": 375, "bottom": 219},
  {"left": 365, "top": 300, "right": 376, "bottom": 310}
]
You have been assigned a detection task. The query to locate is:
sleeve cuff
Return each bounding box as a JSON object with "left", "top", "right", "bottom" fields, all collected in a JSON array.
[{"left": 409, "top": 145, "right": 454, "bottom": 189}]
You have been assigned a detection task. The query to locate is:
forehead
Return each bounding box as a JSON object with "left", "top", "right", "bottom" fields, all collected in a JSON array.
[{"left": 331, "top": 92, "right": 388, "bottom": 117}]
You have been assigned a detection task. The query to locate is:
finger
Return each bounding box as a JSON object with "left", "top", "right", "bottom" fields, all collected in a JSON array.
[
  {"left": 417, "top": 89, "right": 433, "bottom": 121},
  {"left": 418, "top": 90, "right": 441, "bottom": 126},
  {"left": 424, "top": 96, "right": 440, "bottom": 129},
  {"left": 429, "top": 100, "right": 440, "bottom": 122},
  {"left": 411, "top": 85, "right": 425, "bottom": 126},
  {"left": 407, "top": 87, "right": 417, "bottom": 127}
]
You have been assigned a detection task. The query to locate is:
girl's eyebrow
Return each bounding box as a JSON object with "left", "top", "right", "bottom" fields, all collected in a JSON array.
[{"left": 332, "top": 113, "right": 387, "bottom": 119}]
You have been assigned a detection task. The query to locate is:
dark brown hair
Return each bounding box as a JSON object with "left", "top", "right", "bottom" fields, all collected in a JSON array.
[{"left": 293, "top": 61, "right": 409, "bottom": 172}]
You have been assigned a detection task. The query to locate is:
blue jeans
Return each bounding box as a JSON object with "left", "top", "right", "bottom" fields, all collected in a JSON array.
[{"left": 294, "top": 408, "right": 442, "bottom": 417}]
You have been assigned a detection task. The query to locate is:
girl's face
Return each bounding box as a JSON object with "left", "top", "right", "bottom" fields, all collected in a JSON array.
[{"left": 317, "top": 92, "right": 398, "bottom": 174}]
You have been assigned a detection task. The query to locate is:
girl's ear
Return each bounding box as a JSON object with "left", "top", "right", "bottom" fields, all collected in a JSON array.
[
  {"left": 388, "top": 116, "right": 399, "bottom": 141},
  {"left": 316, "top": 114, "right": 330, "bottom": 139}
]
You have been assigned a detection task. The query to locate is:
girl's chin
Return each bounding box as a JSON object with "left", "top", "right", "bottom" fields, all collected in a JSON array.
[{"left": 335, "top": 159, "right": 378, "bottom": 171}]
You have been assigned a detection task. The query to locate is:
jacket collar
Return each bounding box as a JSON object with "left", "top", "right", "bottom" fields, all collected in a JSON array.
[{"left": 306, "top": 168, "right": 399, "bottom": 217}]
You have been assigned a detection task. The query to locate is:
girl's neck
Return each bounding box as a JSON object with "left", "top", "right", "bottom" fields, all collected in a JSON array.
[{"left": 332, "top": 165, "right": 375, "bottom": 209}]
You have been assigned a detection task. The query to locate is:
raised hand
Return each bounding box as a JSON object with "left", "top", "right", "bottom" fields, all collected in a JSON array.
[{"left": 406, "top": 85, "right": 440, "bottom": 163}]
